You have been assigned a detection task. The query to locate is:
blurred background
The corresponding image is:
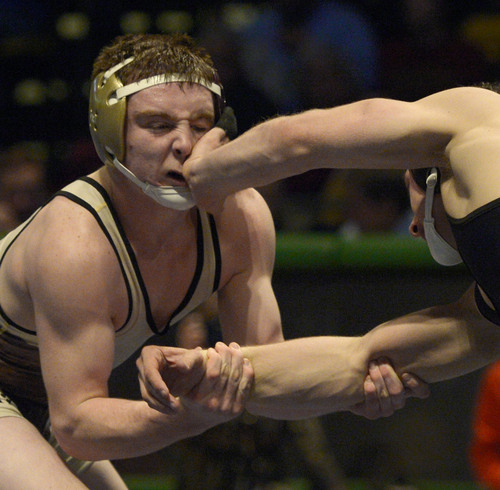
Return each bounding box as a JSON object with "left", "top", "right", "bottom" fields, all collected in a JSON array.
[
  {"left": 1, "top": 1, "right": 500, "bottom": 488},
  {"left": 1, "top": 0, "right": 499, "bottom": 215}
]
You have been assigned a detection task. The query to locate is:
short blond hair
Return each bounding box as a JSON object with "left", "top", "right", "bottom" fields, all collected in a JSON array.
[{"left": 91, "top": 33, "right": 219, "bottom": 87}]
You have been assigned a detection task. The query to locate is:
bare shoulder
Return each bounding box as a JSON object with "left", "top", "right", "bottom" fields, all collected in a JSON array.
[
  {"left": 431, "top": 88, "right": 500, "bottom": 215},
  {"left": 215, "top": 188, "right": 275, "bottom": 241},
  {"left": 418, "top": 86, "right": 499, "bottom": 103},
  {"left": 21, "top": 196, "right": 126, "bottom": 321},
  {"left": 416, "top": 86, "right": 500, "bottom": 124},
  {"left": 26, "top": 196, "right": 116, "bottom": 269},
  {"left": 213, "top": 188, "right": 276, "bottom": 279}
]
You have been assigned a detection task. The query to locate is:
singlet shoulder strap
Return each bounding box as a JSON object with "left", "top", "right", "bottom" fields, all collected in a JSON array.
[
  {"left": 168, "top": 210, "right": 221, "bottom": 328},
  {"left": 58, "top": 178, "right": 222, "bottom": 334},
  {"left": 56, "top": 177, "right": 143, "bottom": 331}
]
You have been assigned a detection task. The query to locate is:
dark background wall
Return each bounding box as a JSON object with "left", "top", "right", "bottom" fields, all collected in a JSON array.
[{"left": 273, "top": 265, "right": 475, "bottom": 482}]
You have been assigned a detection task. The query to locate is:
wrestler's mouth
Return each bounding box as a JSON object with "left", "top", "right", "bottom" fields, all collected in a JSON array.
[{"left": 164, "top": 170, "right": 187, "bottom": 186}]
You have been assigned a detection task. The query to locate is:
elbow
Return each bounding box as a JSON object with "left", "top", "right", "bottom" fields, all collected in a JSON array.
[
  {"left": 354, "top": 97, "right": 405, "bottom": 119},
  {"left": 51, "top": 418, "right": 79, "bottom": 459},
  {"left": 51, "top": 414, "right": 97, "bottom": 462}
]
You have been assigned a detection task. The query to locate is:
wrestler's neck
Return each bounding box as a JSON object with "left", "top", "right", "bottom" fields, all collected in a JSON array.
[{"left": 91, "top": 166, "right": 197, "bottom": 243}]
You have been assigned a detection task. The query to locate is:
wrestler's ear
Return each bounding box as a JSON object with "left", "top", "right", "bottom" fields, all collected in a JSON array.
[{"left": 215, "top": 107, "right": 238, "bottom": 140}]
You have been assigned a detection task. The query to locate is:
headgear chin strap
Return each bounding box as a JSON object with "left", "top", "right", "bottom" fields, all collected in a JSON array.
[
  {"left": 112, "top": 157, "right": 195, "bottom": 210},
  {"left": 423, "top": 168, "right": 462, "bottom": 266},
  {"left": 89, "top": 57, "right": 224, "bottom": 210}
]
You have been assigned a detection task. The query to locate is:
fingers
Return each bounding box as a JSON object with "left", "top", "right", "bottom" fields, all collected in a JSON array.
[
  {"left": 194, "top": 125, "right": 229, "bottom": 153},
  {"left": 369, "top": 360, "right": 404, "bottom": 417},
  {"left": 184, "top": 346, "right": 225, "bottom": 407},
  {"left": 137, "top": 345, "right": 208, "bottom": 413},
  {"left": 138, "top": 341, "right": 253, "bottom": 423},
  {"left": 190, "top": 346, "right": 222, "bottom": 407},
  {"left": 349, "top": 375, "right": 380, "bottom": 420},
  {"left": 214, "top": 342, "right": 243, "bottom": 412},
  {"left": 402, "top": 372, "right": 431, "bottom": 399},
  {"left": 217, "top": 342, "right": 254, "bottom": 414},
  {"left": 138, "top": 373, "right": 180, "bottom": 414},
  {"left": 136, "top": 346, "right": 179, "bottom": 413},
  {"left": 238, "top": 357, "right": 254, "bottom": 408},
  {"left": 374, "top": 360, "right": 406, "bottom": 409},
  {"left": 183, "top": 341, "right": 253, "bottom": 418},
  {"left": 369, "top": 359, "right": 431, "bottom": 403},
  {"left": 350, "top": 358, "right": 431, "bottom": 420},
  {"left": 350, "top": 358, "right": 408, "bottom": 420}
]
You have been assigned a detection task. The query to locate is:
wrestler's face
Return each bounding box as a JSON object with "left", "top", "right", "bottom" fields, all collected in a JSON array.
[
  {"left": 124, "top": 83, "right": 214, "bottom": 188},
  {"left": 404, "top": 170, "right": 457, "bottom": 247}
]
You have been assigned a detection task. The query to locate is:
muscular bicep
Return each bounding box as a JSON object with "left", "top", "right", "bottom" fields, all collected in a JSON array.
[
  {"left": 218, "top": 271, "right": 283, "bottom": 346},
  {"left": 26, "top": 204, "right": 124, "bottom": 421},
  {"left": 216, "top": 189, "right": 284, "bottom": 346},
  {"left": 36, "top": 306, "right": 116, "bottom": 413}
]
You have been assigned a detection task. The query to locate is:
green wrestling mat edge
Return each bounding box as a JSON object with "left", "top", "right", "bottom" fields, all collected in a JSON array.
[
  {"left": 274, "top": 232, "right": 465, "bottom": 271},
  {"left": 0, "top": 230, "right": 459, "bottom": 271}
]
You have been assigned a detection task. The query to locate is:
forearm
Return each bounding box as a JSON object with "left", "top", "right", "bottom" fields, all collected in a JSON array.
[
  {"left": 52, "top": 397, "right": 215, "bottom": 461},
  {"left": 241, "top": 336, "right": 369, "bottom": 419},
  {"left": 185, "top": 99, "right": 451, "bottom": 201},
  {"left": 238, "top": 288, "right": 500, "bottom": 419},
  {"left": 361, "top": 300, "right": 500, "bottom": 383},
  {"left": 185, "top": 115, "right": 308, "bottom": 198}
]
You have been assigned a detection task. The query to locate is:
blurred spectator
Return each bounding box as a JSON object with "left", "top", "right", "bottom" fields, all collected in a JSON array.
[
  {"left": 313, "top": 170, "right": 412, "bottom": 237},
  {"left": 233, "top": 0, "right": 380, "bottom": 231},
  {"left": 0, "top": 202, "right": 18, "bottom": 235},
  {"left": 238, "top": 0, "right": 380, "bottom": 114},
  {"left": 0, "top": 143, "right": 50, "bottom": 234},
  {"left": 48, "top": 138, "right": 101, "bottom": 191},
  {"left": 470, "top": 361, "right": 500, "bottom": 489},
  {"left": 460, "top": 5, "right": 500, "bottom": 80},
  {"left": 0, "top": 0, "right": 50, "bottom": 39},
  {"left": 376, "top": 0, "right": 491, "bottom": 100},
  {"left": 256, "top": 168, "right": 332, "bottom": 232},
  {"left": 197, "top": 18, "right": 278, "bottom": 134}
]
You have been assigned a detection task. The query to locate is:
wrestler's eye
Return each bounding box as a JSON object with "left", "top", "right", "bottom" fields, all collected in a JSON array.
[
  {"left": 136, "top": 113, "right": 175, "bottom": 132},
  {"left": 190, "top": 118, "right": 211, "bottom": 134},
  {"left": 191, "top": 124, "right": 209, "bottom": 134},
  {"left": 148, "top": 120, "right": 175, "bottom": 131}
]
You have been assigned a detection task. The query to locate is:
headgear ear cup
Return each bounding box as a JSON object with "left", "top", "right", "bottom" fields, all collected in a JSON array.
[
  {"left": 89, "top": 57, "right": 135, "bottom": 167},
  {"left": 215, "top": 107, "right": 238, "bottom": 140},
  {"left": 212, "top": 71, "right": 225, "bottom": 122}
]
